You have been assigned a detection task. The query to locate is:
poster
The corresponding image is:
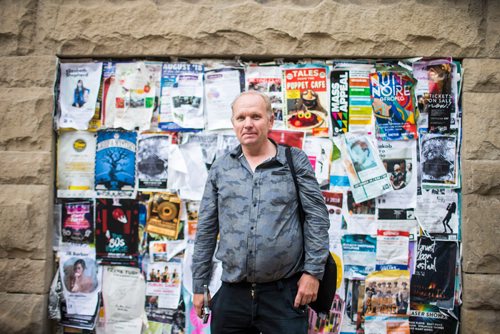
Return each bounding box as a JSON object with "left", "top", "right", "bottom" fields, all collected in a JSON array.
[
  {"left": 419, "top": 133, "right": 459, "bottom": 188},
  {"left": 95, "top": 130, "right": 137, "bottom": 198},
  {"left": 375, "top": 230, "right": 410, "bottom": 271},
  {"left": 185, "top": 201, "right": 200, "bottom": 241},
  {"left": 323, "top": 191, "right": 344, "bottom": 233},
  {"left": 364, "top": 316, "right": 410, "bottom": 334},
  {"left": 307, "top": 294, "right": 344, "bottom": 334},
  {"left": 215, "top": 132, "right": 240, "bottom": 159},
  {"left": 409, "top": 305, "right": 459, "bottom": 334},
  {"left": 58, "top": 62, "right": 103, "bottom": 130},
  {"left": 146, "top": 260, "right": 182, "bottom": 309},
  {"left": 159, "top": 63, "right": 204, "bottom": 130},
  {"left": 101, "top": 62, "right": 117, "bottom": 128},
  {"left": 61, "top": 200, "right": 94, "bottom": 244},
  {"left": 146, "top": 192, "right": 182, "bottom": 239},
  {"left": 342, "top": 133, "right": 393, "bottom": 203},
  {"left": 113, "top": 62, "right": 157, "bottom": 131},
  {"left": 182, "top": 132, "right": 219, "bottom": 168},
  {"left": 101, "top": 266, "right": 146, "bottom": 334},
  {"left": 415, "top": 188, "right": 459, "bottom": 240},
  {"left": 377, "top": 140, "right": 418, "bottom": 209},
  {"left": 283, "top": 65, "right": 330, "bottom": 134},
  {"left": 95, "top": 199, "right": 139, "bottom": 265},
  {"left": 363, "top": 270, "right": 410, "bottom": 317},
  {"left": 57, "top": 131, "right": 96, "bottom": 198},
  {"left": 377, "top": 208, "right": 419, "bottom": 242},
  {"left": 267, "top": 129, "right": 305, "bottom": 149},
  {"left": 205, "top": 67, "right": 244, "bottom": 130},
  {"left": 342, "top": 234, "right": 377, "bottom": 278},
  {"left": 410, "top": 238, "right": 458, "bottom": 309},
  {"left": 303, "top": 137, "right": 333, "bottom": 189},
  {"left": 137, "top": 133, "right": 171, "bottom": 191},
  {"left": 246, "top": 65, "right": 284, "bottom": 129},
  {"left": 345, "top": 190, "right": 377, "bottom": 235},
  {"left": 370, "top": 67, "right": 417, "bottom": 140},
  {"left": 59, "top": 245, "right": 100, "bottom": 316}
]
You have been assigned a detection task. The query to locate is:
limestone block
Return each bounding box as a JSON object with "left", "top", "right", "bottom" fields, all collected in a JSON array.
[
  {"left": 462, "top": 194, "right": 500, "bottom": 274},
  {"left": 0, "top": 185, "right": 52, "bottom": 260},
  {"left": 0, "top": 56, "right": 57, "bottom": 88},
  {"left": 462, "top": 160, "right": 500, "bottom": 195},
  {"left": 0, "top": 152, "right": 52, "bottom": 185},
  {"left": 462, "top": 92, "right": 500, "bottom": 161},
  {"left": 0, "top": 88, "right": 53, "bottom": 152},
  {"left": 0, "top": 292, "right": 49, "bottom": 334},
  {"left": 0, "top": 0, "right": 37, "bottom": 56},
  {"left": 463, "top": 59, "right": 500, "bottom": 93},
  {"left": 486, "top": 0, "right": 500, "bottom": 57},
  {"left": 34, "top": 0, "right": 485, "bottom": 58},
  {"left": 463, "top": 273, "right": 500, "bottom": 310},
  {"left": 461, "top": 308, "right": 500, "bottom": 334},
  {"left": 0, "top": 258, "right": 53, "bottom": 294}
]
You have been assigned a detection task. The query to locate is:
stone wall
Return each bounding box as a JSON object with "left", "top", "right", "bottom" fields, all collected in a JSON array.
[{"left": 0, "top": 0, "right": 498, "bottom": 333}]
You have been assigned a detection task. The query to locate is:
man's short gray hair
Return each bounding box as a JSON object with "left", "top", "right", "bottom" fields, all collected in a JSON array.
[{"left": 231, "top": 91, "right": 273, "bottom": 118}]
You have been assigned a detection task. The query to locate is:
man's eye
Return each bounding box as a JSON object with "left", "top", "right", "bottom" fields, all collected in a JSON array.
[{"left": 252, "top": 115, "right": 261, "bottom": 120}]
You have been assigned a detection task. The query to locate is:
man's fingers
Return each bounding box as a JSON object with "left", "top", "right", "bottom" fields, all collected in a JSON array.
[{"left": 294, "top": 291, "right": 302, "bottom": 308}]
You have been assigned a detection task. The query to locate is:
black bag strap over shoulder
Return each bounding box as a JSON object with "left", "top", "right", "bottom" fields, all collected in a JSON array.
[{"left": 284, "top": 146, "right": 305, "bottom": 224}]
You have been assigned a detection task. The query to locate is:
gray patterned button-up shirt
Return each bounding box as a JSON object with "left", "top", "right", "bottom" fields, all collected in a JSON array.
[{"left": 192, "top": 141, "right": 330, "bottom": 294}]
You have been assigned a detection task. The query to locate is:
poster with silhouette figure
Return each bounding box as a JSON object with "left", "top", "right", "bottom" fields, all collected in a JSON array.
[
  {"left": 96, "top": 198, "right": 139, "bottom": 265},
  {"left": 95, "top": 130, "right": 137, "bottom": 198},
  {"left": 410, "top": 238, "right": 457, "bottom": 310},
  {"left": 415, "top": 188, "right": 459, "bottom": 240}
]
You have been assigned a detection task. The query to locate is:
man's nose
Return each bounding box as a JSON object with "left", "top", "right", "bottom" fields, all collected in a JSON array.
[{"left": 243, "top": 117, "right": 253, "bottom": 127}]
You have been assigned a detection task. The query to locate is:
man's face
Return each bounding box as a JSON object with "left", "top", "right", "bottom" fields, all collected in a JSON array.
[{"left": 231, "top": 94, "right": 274, "bottom": 148}]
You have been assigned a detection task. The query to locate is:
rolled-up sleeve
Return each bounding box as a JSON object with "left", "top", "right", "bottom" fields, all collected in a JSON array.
[
  {"left": 192, "top": 163, "right": 220, "bottom": 294},
  {"left": 291, "top": 147, "right": 330, "bottom": 280}
]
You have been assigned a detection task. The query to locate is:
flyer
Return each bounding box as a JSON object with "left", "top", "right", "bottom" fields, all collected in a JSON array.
[
  {"left": 340, "top": 278, "right": 366, "bottom": 333},
  {"left": 419, "top": 133, "right": 459, "bottom": 188},
  {"left": 303, "top": 137, "right": 333, "bottom": 189},
  {"left": 322, "top": 191, "right": 344, "bottom": 233},
  {"left": 159, "top": 63, "right": 204, "bottom": 130},
  {"left": 59, "top": 244, "right": 100, "bottom": 316},
  {"left": 345, "top": 190, "right": 377, "bottom": 235},
  {"left": 342, "top": 234, "right": 377, "bottom": 278},
  {"left": 181, "top": 132, "right": 219, "bottom": 168},
  {"left": 307, "top": 293, "right": 344, "bottom": 334},
  {"left": 364, "top": 316, "right": 410, "bottom": 334},
  {"left": 185, "top": 200, "right": 200, "bottom": 241},
  {"left": 146, "top": 260, "right": 182, "bottom": 309},
  {"left": 409, "top": 305, "right": 459, "bottom": 334},
  {"left": 215, "top": 132, "right": 240, "bottom": 159},
  {"left": 267, "top": 129, "right": 305, "bottom": 149},
  {"left": 363, "top": 270, "right": 410, "bottom": 317},
  {"left": 137, "top": 132, "right": 171, "bottom": 191},
  {"left": 58, "top": 62, "right": 103, "bottom": 130},
  {"left": 376, "top": 140, "right": 418, "bottom": 209},
  {"left": 329, "top": 137, "right": 350, "bottom": 190},
  {"left": 342, "top": 133, "right": 393, "bottom": 203},
  {"left": 101, "top": 62, "right": 117, "bottom": 128},
  {"left": 246, "top": 65, "right": 285, "bottom": 129},
  {"left": 415, "top": 188, "right": 459, "bottom": 240},
  {"left": 283, "top": 65, "right": 330, "bottom": 134},
  {"left": 113, "top": 62, "right": 157, "bottom": 131},
  {"left": 95, "top": 130, "right": 137, "bottom": 198},
  {"left": 95, "top": 199, "right": 139, "bottom": 265},
  {"left": 377, "top": 208, "right": 419, "bottom": 242},
  {"left": 146, "top": 192, "right": 182, "bottom": 239},
  {"left": 61, "top": 200, "right": 94, "bottom": 244},
  {"left": 410, "top": 238, "right": 458, "bottom": 309},
  {"left": 375, "top": 230, "right": 410, "bottom": 271},
  {"left": 370, "top": 66, "right": 417, "bottom": 140},
  {"left": 57, "top": 131, "right": 96, "bottom": 198},
  {"left": 205, "top": 67, "right": 244, "bottom": 130},
  {"left": 101, "top": 266, "right": 146, "bottom": 334}
]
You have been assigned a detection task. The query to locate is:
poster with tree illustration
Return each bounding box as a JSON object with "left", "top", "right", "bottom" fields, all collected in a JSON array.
[{"left": 95, "top": 130, "right": 137, "bottom": 198}]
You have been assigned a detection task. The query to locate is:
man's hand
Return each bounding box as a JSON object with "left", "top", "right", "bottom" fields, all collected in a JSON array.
[
  {"left": 294, "top": 273, "right": 320, "bottom": 308},
  {"left": 193, "top": 292, "right": 211, "bottom": 318}
]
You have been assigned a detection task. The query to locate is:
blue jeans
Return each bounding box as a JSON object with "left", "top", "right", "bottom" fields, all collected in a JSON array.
[{"left": 210, "top": 274, "right": 308, "bottom": 334}]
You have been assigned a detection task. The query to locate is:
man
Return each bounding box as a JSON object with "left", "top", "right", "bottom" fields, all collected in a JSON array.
[{"left": 192, "top": 91, "right": 330, "bottom": 333}]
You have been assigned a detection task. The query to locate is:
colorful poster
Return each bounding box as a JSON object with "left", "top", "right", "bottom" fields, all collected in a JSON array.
[
  {"left": 146, "top": 260, "right": 182, "bottom": 309},
  {"left": 267, "top": 129, "right": 305, "bottom": 149},
  {"left": 95, "top": 130, "right": 137, "bottom": 198},
  {"left": 283, "top": 65, "right": 330, "bottom": 133},
  {"left": 415, "top": 188, "right": 459, "bottom": 240},
  {"left": 246, "top": 65, "right": 284, "bottom": 128},
  {"left": 308, "top": 294, "right": 344, "bottom": 334},
  {"left": 377, "top": 140, "right": 418, "bottom": 209},
  {"left": 409, "top": 305, "right": 459, "bottom": 334},
  {"left": 205, "top": 67, "right": 244, "bottom": 130},
  {"left": 57, "top": 131, "right": 96, "bottom": 198},
  {"left": 137, "top": 132, "right": 171, "bottom": 191},
  {"left": 95, "top": 199, "right": 139, "bottom": 265},
  {"left": 364, "top": 316, "right": 410, "bottom": 334},
  {"left": 363, "top": 270, "right": 410, "bottom": 317},
  {"left": 370, "top": 67, "right": 417, "bottom": 140},
  {"left": 330, "top": 68, "right": 350, "bottom": 135},
  {"left": 146, "top": 192, "right": 182, "bottom": 239},
  {"left": 58, "top": 62, "right": 103, "bottom": 130},
  {"left": 113, "top": 62, "right": 157, "bottom": 131},
  {"left": 61, "top": 200, "right": 94, "bottom": 244},
  {"left": 342, "top": 234, "right": 377, "bottom": 278},
  {"left": 419, "top": 133, "right": 459, "bottom": 188},
  {"left": 159, "top": 63, "right": 204, "bottom": 130},
  {"left": 410, "top": 238, "right": 458, "bottom": 309}
]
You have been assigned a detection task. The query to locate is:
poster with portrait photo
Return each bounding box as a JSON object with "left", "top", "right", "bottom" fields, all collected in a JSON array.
[
  {"left": 377, "top": 140, "right": 417, "bottom": 209},
  {"left": 246, "top": 65, "right": 284, "bottom": 129},
  {"left": 137, "top": 132, "right": 171, "bottom": 191},
  {"left": 415, "top": 188, "right": 459, "bottom": 240},
  {"left": 59, "top": 244, "right": 100, "bottom": 316},
  {"left": 146, "top": 260, "right": 182, "bottom": 309},
  {"left": 95, "top": 198, "right": 139, "bottom": 265},
  {"left": 58, "top": 62, "right": 103, "bottom": 130},
  {"left": 61, "top": 199, "right": 94, "bottom": 244},
  {"left": 419, "top": 133, "right": 459, "bottom": 188},
  {"left": 363, "top": 270, "right": 411, "bottom": 317}
]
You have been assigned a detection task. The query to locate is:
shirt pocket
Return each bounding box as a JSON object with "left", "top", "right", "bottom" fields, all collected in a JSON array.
[{"left": 265, "top": 170, "right": 296, "bottom": 206}]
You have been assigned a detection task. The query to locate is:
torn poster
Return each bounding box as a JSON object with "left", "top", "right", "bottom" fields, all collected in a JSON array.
[
  {"left": 137, "top": 132, "right": 171, "bottom": 191},
  {"left": 57, "top": 130, "right": 96, "bottom": 198},
  {"left": 58, "top": 62, "right": 103, "bottom": 130},
  {"left": 342, "top": 234, "right": 377, "bottom": 278},
  {"left": 61, "top": 199, "right": 94, "bottom": 244},
  {"left": 182, "top": 132, "right": 219, "bottom": 169},
  {"left": 346, "top": 190, "right": 377, "bottom": 235},
  {"left": 95, "top": 130, "right": 137, "bottom": 198}
]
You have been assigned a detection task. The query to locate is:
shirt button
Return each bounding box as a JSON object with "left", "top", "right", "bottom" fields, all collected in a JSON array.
[
  {"left": 253, "top": 203, "right": 257, "bottom": 207},
  {"left": 249, "top": 250, "right": 253, "bottom": 254},
  {"left": 254, "top": 182, "right": 258, "bottom": 186},
  {"left": 251, "top": 227, "right": 254, "bottom": 230}
]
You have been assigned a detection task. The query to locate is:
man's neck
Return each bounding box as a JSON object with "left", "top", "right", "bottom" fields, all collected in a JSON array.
[{"left": 241, "top": 139, "right": 275, "bottom": 158}]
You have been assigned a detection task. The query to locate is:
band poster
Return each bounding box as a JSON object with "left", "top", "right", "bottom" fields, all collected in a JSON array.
[
  {"left": 283, "top": 65, "right": 330, "bottom": 134},
  {"left": 410, "top": 305, "right": 459, "bottom": 334},
  {"left": 419, "top": 133, "right": 459, "bottom": 188},
  {"left": 246, "top": 65, "right": 284, "bottom": 129},
  {"left": 61, "top": 199, "right": 94, "bottom": 244},
  {"left": 57, "top": 130, "right": 96, "bottom": 198},
  {"left": 58, "top": 62, "right": 103, "bottom": 130},
  {"left": 95, "top": 130, "right": 137, "bottom": 198},
  {"left": 415, "top": 188, "right": 459, "bottom": 240},
  {"left": 146, "top": 260, "right": 182, "bottom": 309},
  {"left": 137, "top": 132, "right": 171, "bottom": 191}
]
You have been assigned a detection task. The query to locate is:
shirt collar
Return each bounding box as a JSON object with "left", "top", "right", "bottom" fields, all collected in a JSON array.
[{"left": 229, "top": 138, "right": 288, "bottom": 166}]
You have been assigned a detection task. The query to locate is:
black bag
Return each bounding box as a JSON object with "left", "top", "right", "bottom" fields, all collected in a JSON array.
[{"left": 285, "top": 146, "right": 337, "bottom": 315}]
